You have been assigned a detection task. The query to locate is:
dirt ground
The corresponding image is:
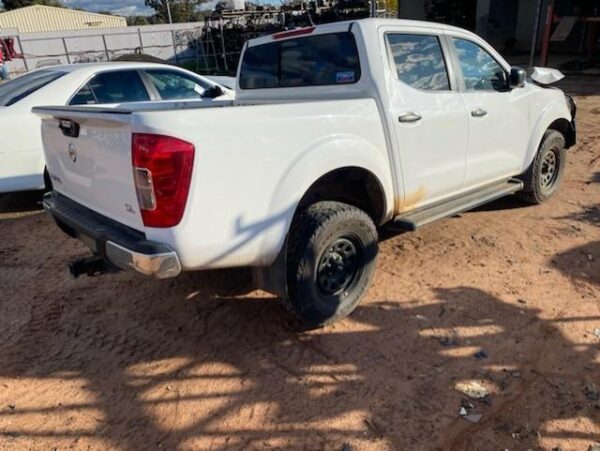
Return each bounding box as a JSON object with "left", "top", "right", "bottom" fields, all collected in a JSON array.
[{"left": 0, "top": 83, "right": 599, "bottom": 451}]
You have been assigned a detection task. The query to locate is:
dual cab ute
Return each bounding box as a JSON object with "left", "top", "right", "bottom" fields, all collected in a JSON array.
[{"left": 35, "top": 19, "right": 576, "bottom": 327}]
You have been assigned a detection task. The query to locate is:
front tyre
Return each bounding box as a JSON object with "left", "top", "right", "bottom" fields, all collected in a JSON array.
[
  {"left": 285, "top": 201, "right": 378, "bottom": 328},
  {"left": 518, "top": 130, "right": 567, "bottom": 204}
]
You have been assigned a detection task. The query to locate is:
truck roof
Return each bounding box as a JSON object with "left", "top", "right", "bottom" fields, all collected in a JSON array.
[{"left": 247, "top": 18, "right": 474, "bottom": 47}]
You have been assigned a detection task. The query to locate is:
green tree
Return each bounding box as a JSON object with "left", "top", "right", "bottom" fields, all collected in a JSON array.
[
  {"left": 2, "top": 0, "right": 63, "bottom": 10},
  {"left": 127, "top": 15, "right": 151, "bottom": 25},
  {"left": 144, "top": 0, "right": 202, "bottom": 23},
  {"left": 386, "top": 0, "right": 397, "bottom": 15}
]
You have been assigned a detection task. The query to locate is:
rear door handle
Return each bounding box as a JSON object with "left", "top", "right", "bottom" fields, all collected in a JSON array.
[
  {"left": 398, "top": 112, "right": 422, "bottom": 123},
  {"left": 471, "top": 108, "right": 488, "bottom": 118}
]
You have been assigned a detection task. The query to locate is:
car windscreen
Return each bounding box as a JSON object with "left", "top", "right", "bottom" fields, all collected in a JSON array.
[
  {"left": 0, "top": 70, "right": 67, "bottom": 106},
  {"left": 239, "top": 32, "right": 361, "bottom": 89}
]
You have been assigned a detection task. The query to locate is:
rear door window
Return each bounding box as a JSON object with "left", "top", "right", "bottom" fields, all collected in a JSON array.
[
  {"left": 74, "top": 70, "right": 150, "bottom": 104},
  {"left": 240, "top": 32, "right": 361, "bottom": 89},
  {"left": 386, "top": 34, "right": 450, "bottom": 91}
]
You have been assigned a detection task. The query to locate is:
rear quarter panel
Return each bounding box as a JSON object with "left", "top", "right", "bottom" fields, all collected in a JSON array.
[{"left": 134, "top": 99, "right": 394, "bottom": 269}]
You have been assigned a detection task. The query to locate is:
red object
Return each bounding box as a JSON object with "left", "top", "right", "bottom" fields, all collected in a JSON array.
[
  {"left": 0, "top": 38, "right": 17, "bottom": 61},
  {"left": 132, "top": 133, "right": 195, "bottom": 228},
  {"left": 5, "top": 38, "right": 16, "bottom": 60},
  {"left": 272, "top": 27, "right": 316, "bottom": 40},
  {"left": 539, "top": 4, "right": 554, "bottom": 66}
]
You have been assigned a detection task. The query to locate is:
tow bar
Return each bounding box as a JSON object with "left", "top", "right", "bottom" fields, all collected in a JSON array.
[{"left": 68, "top": 256, "right": 110, "bottom": 278}]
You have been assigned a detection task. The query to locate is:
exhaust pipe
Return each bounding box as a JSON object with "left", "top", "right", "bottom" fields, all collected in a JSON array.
[{"left": 69, "top": 256, "right": 108, "bottom": 278}]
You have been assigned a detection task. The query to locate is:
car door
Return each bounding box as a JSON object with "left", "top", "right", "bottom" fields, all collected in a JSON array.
[
  {"left": 448, "top": 35, "right": 530, "bottom": 187},
  {"left": 385, "top": 31, "right": 470, "bottom": 210}
]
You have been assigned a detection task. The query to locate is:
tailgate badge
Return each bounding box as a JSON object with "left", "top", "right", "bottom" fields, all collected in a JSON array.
[{"left": 68, "top": 143, "right": 78, "bottom": 163}]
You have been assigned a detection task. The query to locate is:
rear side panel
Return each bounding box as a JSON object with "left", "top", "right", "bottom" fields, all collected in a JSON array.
[
  {"left": 41, "top": 113, "right": 144, "bottom": 231},
  {"left": 131, "top": 98, "right": 393, "bottom": 270}
]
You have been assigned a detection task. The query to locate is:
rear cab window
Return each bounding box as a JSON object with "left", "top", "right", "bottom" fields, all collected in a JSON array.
[{"left": 239, "top": 32, "right": 361, "bottom": 89}]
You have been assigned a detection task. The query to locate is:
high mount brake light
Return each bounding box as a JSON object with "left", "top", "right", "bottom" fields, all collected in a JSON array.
[
  {"left": 132, "top": 133, "right": 195, "bottom": 228},
  {"left": 272, "top": 27, "right": 315, "bottom": 40}
]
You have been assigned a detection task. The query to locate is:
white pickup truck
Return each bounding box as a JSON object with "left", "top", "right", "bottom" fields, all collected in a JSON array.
[{"left": 34, "top": 18, "right": 576, "bottom": 327}]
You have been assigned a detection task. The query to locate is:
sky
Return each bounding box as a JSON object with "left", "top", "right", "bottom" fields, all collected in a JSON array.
[
  {"left": 0, "top": 0, "right": 222, "bottom": 16},
  {"left": 61, "top": 0, "right": 157, "bottom": 16}
]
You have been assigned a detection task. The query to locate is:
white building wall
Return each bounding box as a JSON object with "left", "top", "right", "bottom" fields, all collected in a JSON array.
[{"left": 4, "top": 22, "right": 204, "bottom": 76}]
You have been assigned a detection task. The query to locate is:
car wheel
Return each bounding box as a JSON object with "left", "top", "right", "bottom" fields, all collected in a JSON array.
[
  {"left": 284, "top": 201, "right": 378, "bottom": 328},
  {"left": 518, "top": 130, "right": 566, "bottom": 204}
]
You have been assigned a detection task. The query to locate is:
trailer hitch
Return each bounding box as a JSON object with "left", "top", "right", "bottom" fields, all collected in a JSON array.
[{"left": 69, "top": 256, "right": 112, "bottom": 278}]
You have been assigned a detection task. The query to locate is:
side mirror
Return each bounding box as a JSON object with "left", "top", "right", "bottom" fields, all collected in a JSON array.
[
  {"left": 202, "top": 85, "right": 224, "bottom": 99},
  {"left": 509, "top": 66, "right": 526, "bottom": 89}
]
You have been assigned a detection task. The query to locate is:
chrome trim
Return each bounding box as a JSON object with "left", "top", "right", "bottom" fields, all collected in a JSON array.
[{"left": 105, "top": 241, "right": 181, "bottom": 279}]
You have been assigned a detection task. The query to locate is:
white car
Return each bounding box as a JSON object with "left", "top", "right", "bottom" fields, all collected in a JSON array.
[
  {"left": 0, "top": 62, "right": 234, "bottom": 193},
  {"left": 37, "top": 19, "right": 576, "bottom": 327}
]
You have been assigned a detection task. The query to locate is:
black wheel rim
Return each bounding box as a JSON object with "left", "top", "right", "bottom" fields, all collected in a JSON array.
[
  {"left": 540, "top": 148, "right": 559, "bottom": 189},
  {"left": 317, "top": 237, "right": 363, "bottom": 297}
]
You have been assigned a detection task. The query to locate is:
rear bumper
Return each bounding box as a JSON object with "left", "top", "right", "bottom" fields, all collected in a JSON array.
[{"left": 43, "top": 192, "right": 181, "bottom": 279}]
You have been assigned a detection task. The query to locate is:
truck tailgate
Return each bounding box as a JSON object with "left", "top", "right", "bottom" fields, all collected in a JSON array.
[{"left": 35, "top": 107, "right": 144, "bottom": 231}]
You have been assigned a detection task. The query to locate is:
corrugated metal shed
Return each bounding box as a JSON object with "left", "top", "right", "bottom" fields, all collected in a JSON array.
[{"left": 0, "top": 5, "right": 126, "bottom": 33}]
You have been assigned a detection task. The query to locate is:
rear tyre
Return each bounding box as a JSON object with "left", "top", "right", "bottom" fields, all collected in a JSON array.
[
  {"left": 285, "top": 201, "right": 378, "bottom": 328},
  {"left": 517, "top": 130, "right": 566, "bottom": 204}
]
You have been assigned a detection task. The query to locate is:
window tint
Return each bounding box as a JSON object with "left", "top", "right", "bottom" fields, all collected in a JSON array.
[
  {"left": 0, "top": 70, "right": 66, "bottom": 106},
  {"left": 453, "top": 38, "right": 507, "bottom": 91},
  {"left": 387, "top": 34, "right": 450, "bottom": 91},
  {"left": 240, "top": 32, "right": 361, "bottom": 89},
  {"left": 145, "top": 69, "right": 210, "bottom": 100},
  {"left": 70, "top": 84, "right": 96, "bottom": 105},
  {"left": 86, "top": 70, "right": 150, "bottom": 104}
]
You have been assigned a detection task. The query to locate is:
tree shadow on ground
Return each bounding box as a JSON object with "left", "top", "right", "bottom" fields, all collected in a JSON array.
[{"left": 0, "top": 269, "right": 598, "bottom": 449}]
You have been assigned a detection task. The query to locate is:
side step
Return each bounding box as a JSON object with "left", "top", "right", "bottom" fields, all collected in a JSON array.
[{"left": 391, "top": 179, "right": 524, "bottom": 231}]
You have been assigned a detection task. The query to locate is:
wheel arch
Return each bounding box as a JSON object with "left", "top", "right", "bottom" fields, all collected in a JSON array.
[
  {"left": 296, "top": 166, "right": 388, "bottom": 225},
  {"left": 258, "top": 139, "right": 394, "bottom": 269},
  {"left": 523, "top": 101, "right": 572, "bottom": 173},
  {"left": 547, "top": 117, "right": 576, "bottom": 149}
]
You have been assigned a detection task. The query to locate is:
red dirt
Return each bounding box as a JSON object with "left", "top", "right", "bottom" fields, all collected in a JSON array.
[{"left": 0, "top": 91, "right": 598, "bottom": 450}]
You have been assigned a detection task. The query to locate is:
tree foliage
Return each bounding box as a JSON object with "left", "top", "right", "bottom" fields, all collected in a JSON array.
[
  {"left": 2, "top": 0, "right": 63, "bottom": 10},
  {"left": 127, "top": 15, "right": 151, "bottom": 25},
  {"left": 144, "top": 0, "right": 202, "bottom": 23}
]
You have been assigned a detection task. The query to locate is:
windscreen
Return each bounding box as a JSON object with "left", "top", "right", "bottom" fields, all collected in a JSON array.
[
  {"left": 239, "top": 32, "right": 361, "bottom": 89},
  {"left": 0, "top": 69, "right": 67, "bottom": 106}
]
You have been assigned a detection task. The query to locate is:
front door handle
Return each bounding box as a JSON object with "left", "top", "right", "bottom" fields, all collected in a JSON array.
[
  {"left": 471, "top": 108, "right": 488, "bottom": 117},
  {"left": 398, "top": 112, "right": 422, "bottom": 123}
]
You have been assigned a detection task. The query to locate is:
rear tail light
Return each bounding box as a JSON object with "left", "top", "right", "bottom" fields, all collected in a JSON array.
[{"left": 132, "top": 133, "right": 195, "bottom": 228}]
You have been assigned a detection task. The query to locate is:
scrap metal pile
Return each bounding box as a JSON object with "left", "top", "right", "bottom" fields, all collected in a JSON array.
[{"left": 197, "top": 0, "right": 372, "bottom": 74}]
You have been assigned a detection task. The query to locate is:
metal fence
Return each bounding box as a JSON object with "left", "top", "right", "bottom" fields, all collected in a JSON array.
[
  {"left": 3, "top": 21, "right": 265, "bottom": 76},
  {"left": 3, "top": 6, "right": 392, "bottom": 77}
]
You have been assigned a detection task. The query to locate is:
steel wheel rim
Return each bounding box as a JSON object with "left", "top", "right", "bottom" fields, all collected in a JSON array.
[
  {"left": 317, "top": 237, "right": 362, "bottom": 297},
  {"left": 540, "top": 149, "right": 559, "bottom": 189}
]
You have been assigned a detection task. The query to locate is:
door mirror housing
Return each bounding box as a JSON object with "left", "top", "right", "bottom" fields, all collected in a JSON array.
[{"left": 509, "top": 66, "right": 526, "bottom": 89}]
